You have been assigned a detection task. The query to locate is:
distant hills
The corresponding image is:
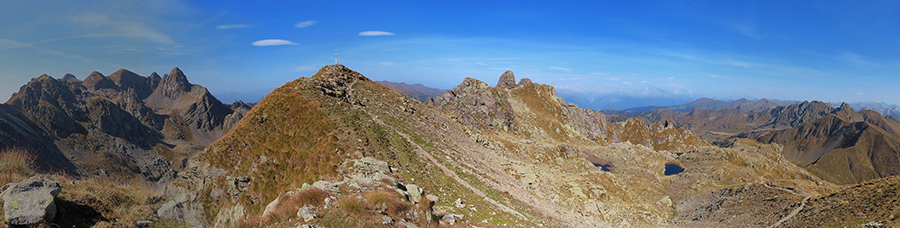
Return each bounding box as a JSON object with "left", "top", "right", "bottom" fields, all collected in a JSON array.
[
  {"left": 555, "top": 86, "right": 697, "bottom": 111},
  {"left": 374, "top": 80, "right": 445, "bottom": 102},
  {"left": 0, "top": 68, "right": 251, "bottom": 181},
  {"left": 613, "top": 97, "right": 799, "bottom": 113},
  {"left": 607, "top": 99, "right": 900, "bottom": 185}
]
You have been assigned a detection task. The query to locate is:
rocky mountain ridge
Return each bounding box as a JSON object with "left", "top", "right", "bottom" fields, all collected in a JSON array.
[
  {"left": 0, "top": 68, "right": 251, "bottom": 182},
  {"left": 608, "top": 100, "right": 900, "bottom": 185},
  {"left": 172, "top": 65, "right": 897, "bottom": 227}
]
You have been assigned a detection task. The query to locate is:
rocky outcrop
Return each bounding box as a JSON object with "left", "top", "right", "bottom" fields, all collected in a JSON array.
[
  {"left": 427, "top": 77, "right": 516, "bottom": 131},
  {"left": 1, "top": 176, "right": 62, "bottom": 226},
  {"left": 496, "top": 70, "right": 517, "bottom": 90},
  {"left": 0, "top": 68, "right": 246, "bottom": 181}
]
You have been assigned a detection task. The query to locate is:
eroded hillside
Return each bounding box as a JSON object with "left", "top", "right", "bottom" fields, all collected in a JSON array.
[{"left": 183, "top": 65, "right": 851, "bottom": 227}]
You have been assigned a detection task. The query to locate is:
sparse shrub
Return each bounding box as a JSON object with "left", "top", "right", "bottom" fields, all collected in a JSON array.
[
  {"left": 0, "top": 148, "right": 35, "bottom": 186},
  {"left": 0, "top": 148, "right": 35, "bottom": 173},
  {"left": 364, "top": 188, "right": 410, "bottom": 216},
  {"left": 337, "top": 195, "right": 367, "bottom": 215},
  {"left": 295, "top": 187, "right": 329, "bottom": 207}
]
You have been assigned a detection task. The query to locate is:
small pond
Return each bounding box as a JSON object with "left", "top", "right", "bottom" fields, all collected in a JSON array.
[{"left": 664, "top": 163, "right": 684, "bottom": 176}]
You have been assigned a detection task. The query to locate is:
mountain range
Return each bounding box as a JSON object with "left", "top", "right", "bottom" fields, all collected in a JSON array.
[
  {"left": 607, "top": 100, "right": 900, "bottom": 185},
  {"left": 0, "top": 68, "right": 250, "bottom": 182},
  {"left": 3, "top": 65, "right": 900, "bottom": 227}
]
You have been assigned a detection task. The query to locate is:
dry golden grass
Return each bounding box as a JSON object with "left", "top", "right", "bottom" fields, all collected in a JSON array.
[
  {"left": 0, "top": 148, "right": 35, "bottom": 185},
  {"left": 234, "top": 187, "right": 331, "bottom": 227},
  {"left": 364, "top": 188, "right": 410, "bottom": 217},
  {"left": 0, "top": 148, "right": 180, "bottom": 227}
]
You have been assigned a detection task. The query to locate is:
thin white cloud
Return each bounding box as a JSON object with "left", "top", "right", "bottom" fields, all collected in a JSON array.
[
  {"left": 71, "top": 13, "right": 176, "bottom": 46},
  {"left": 359, "top": 31, "right": 395, "bottom": 36},
  {"left": 667, "top": 77, "right": 675, "bottom": 80},
  {"left": 549, "top": 66, "right": 571, "bottom": 72},
  {"left": 837, "top": 52, "right": 879, "bottom": 69},
  {"left": 251, "top": 39, "right": 297, "bottom": 46},
  {"left": 726, "top": 22, "right": 765, "bottom": 39},
  {"left": 857, "top": 92, "right": 864, "bottom": 95},
  {"left": 217, "top": 24, "right": 251, "bottom": 29},
  {"left": 640, "top": 80, "right": 649, "bottom": 83},
  {"left": 608, "top": 77, "right": 619, "bottom": 81},
  {"left": 593, "top": 72, "right": 607, "bottom": 75},
  {"left": 622, "top": 81, "right": 632, "bottom": 85},
  {"left": 295, "top": 20, "right": 318, "bottom": 28}
]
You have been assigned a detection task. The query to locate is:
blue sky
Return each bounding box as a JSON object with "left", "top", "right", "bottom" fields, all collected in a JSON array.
[{"left": 1, "top": 0, "right": 899, "bottom": 106}]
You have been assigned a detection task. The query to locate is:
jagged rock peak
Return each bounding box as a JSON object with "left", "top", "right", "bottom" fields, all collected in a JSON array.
[
  {"left": 518, "top": 78, "right": 532, "bottom": 85},
  {"left": 109, "top": 69, "right": 141, "bottom": 81},
  {"left": 62, "top": 73, "right": 78, "bottom": 82},
  {"left": 496, "top": 70, "right": 517, "bottom": 90},
  {"left": 312, "top": 64, "right": 370, "bottom": 82},
  {"left": 88, "top": 71, "right": 104, "bottom": 78},
  {"left": 150, "top": 72, "right": 160, "bottom": 79},
  {"left": 160, "top": 67, "right": 192, "bottom": 92},
  {"left": 83, "top": 71, "right": 116, "bottom": 90}
]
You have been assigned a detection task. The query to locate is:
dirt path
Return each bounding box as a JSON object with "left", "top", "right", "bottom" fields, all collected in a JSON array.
[
  {"left": 763, "top": 183, "right": 811, "bottom": 228},
  {"left": 366, "top": 112, "right": 528, "bottom": 220}
]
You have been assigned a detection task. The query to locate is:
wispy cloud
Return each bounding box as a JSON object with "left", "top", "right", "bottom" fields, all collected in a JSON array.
[
  {"left": 359, "top": 31, "right": 395, "bottom": 36},
  {"left": 726, "top": 21, "right": 765, "bottom": 39},
  {"left": 593, "top": 72, "right": 607, "bottom": 75},
  {"left": 251, "top": 39, "right": 297, "bottom": 46},
  {"left": 549, "top": 66, "right": 571, "bottom": 72},
  {"left": 622, "top": 81, "right": 632, "bottom": 85},
  {"left": 608, "top": 77, "right": 619, "bottom": 81},
  {"left": 295, "top": 20, "right": 318, "bottom": 28},
  {"left": 71, "top": 13, "right": 176, "bottom": 46},
  {"left": 837, "top": 52, "right": 879, "bottom": 69},
  {"left": 217, "top": 24, "right": 251, "bottom": 29},
  {"left": 710, "top": 74, "right": 730, "bottom": 78}
]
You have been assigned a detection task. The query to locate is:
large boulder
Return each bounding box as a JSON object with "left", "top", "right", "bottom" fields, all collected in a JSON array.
[{"left": 0, "top": 176, "right": 62, "bottom": 226}]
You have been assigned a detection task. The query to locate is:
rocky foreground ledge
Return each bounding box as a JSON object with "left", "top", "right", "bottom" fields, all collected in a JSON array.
[{"left": 1, "top": 176, "right": 61, "bottom": 227}]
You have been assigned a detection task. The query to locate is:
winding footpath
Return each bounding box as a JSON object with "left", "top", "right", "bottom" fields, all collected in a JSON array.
[
  {"left": 763, "top": 182, "right": 812, "bottom": 228},
  {"left": 365, "top": 111, "right": 528, "bottom": 220}
]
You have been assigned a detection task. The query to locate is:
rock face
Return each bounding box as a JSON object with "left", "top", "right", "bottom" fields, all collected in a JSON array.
[
  {"left": 496, "top": 70, "right": 517, "bottom": 90},
  {"left": 1, "top": 176, "right": 62, "bottom": 226},
  {"left": 0, "top": 68, "right": 250, "bottom": 181}
]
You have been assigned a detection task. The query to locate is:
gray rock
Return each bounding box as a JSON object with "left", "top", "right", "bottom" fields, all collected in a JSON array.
[
  {"left": 405, "top": 184, "right": 423, "bottom": 203},
  {"left": 454, "top": 198, "right": 465, "bottom": 208},
  {"left": 0, "top": 176, "right": 62, "bottom": 226},
  {"left": 297, "top": 206, "right": 316, "bottom": 222},
  {"left": 496, "top": 70, "right": 517, "bottom": 90},
  {"left": 440, "top": 214, "right": 464, "bottom": 225},
  {"left": 135, "top": 219, "right": 153, "bottom": 227},
  {"left": 214, "top": 204, "right": 245, "bottom": 228}
]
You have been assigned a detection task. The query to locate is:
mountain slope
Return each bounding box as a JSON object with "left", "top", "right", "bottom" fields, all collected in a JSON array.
[
  {"left": 193, "top": 65, "right": 832, "bottom": 227},
  {"left": 612, "top": 100, "right": 900, "bottom": 185},
  {"left": 0, "top": 68, "right": 250, "bottom": 182}
]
